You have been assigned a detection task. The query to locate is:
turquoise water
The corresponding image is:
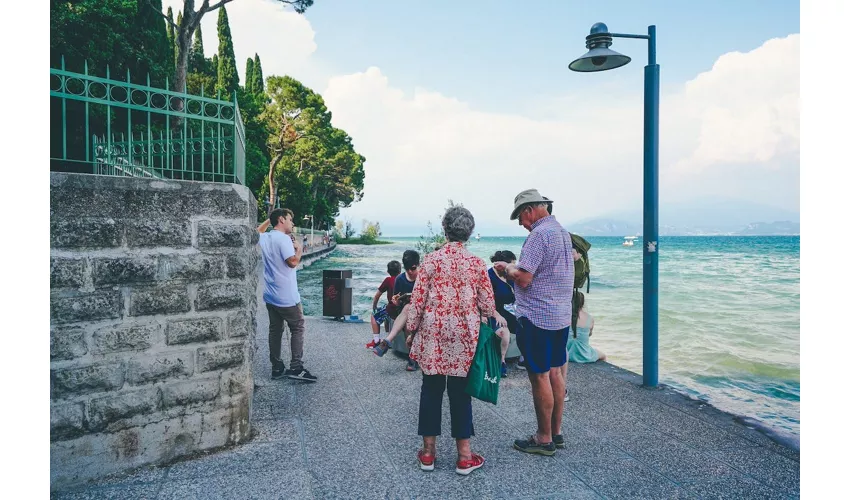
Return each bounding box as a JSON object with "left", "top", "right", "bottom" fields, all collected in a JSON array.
[{"left": 298, "top": 236, "right": 800, "bottom": 437}]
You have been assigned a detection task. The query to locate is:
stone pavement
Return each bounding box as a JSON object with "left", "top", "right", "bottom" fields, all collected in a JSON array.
[{"left": 54, "top": 302, "right": 800, "bottom": 499}]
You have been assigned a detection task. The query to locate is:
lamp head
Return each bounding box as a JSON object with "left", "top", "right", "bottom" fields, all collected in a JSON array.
[{"left": 569, "top": 22, "right": 631, "bottom": 72}]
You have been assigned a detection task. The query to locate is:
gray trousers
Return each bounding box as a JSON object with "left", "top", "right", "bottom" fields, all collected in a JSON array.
[{"left": 266, "top": 302, "right": 305, "bottom": 371}]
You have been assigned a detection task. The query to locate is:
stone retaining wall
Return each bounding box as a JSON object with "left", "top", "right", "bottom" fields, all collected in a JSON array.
[{"left": 50, "top": 173, "right": 259, "bottom": 490}]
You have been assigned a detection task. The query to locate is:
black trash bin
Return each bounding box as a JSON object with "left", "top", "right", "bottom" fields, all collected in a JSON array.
[{"left": 322, "top": 270, "right": 353, "bottom": 319}]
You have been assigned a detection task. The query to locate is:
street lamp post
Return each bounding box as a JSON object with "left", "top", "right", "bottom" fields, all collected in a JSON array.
[
  {"left": 569, "top": 23, "right": 660, "bottom": 387},
  {"left": 304, "top": 215, "right": 314, "bottom": 248}
]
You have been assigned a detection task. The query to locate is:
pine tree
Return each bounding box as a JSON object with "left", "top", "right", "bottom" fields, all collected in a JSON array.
[
  {"left": 189, "top": 23, "right": 205, "bottom": 74},
  {"left": 252, "top": 54, "right": 264, "bottom": 94},
  {"left": 245, "top": 58, "right": 255, "bottom": 93},
  {"left": 166, "top": 6, "right": 175, "bottom": 68},
  {"left": 215, "top": 6, "right": 239, "bottom": 96}
]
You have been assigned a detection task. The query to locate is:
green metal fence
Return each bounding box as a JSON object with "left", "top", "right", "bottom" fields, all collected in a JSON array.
[{"left": 50, "top": 57, "right": 245, "bottom": 185}]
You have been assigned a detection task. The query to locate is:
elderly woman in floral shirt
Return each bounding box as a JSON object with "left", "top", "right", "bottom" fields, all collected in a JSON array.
[{"left": 406, "top": 205, "right": 507, "bottom": 476}]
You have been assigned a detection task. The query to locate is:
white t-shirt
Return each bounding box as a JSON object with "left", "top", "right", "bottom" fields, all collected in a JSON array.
[{"left": 259, "top": 230, "right": 300, "bottom": 307}]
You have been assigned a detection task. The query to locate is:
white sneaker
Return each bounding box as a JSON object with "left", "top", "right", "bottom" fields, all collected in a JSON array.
[{"left": 564, "top": 393, "right": 570, "bottom": 402}]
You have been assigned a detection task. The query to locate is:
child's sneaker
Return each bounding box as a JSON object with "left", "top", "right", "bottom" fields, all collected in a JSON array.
[
  {"left": 372, "top": 339, "right": 390, "bottom": 357},
  {"left": 366, "top": 339, "right": 378, "bottom": 349},
  {"left": 501, "top": 362, "right": 508, "bottom": 378},
  {"left": 455, "top": 453, "right": 485, "bottom": 475}
]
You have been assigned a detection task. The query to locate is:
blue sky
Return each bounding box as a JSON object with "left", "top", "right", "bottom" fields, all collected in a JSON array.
[
  {"left": 164, "top": 0, "right": 800, "bottom": 236},
  {"left": 305, "top": 0, "right": 800, "bottom": 115}
]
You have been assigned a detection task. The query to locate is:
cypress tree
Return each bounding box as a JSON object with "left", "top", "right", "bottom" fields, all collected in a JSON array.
[
  {"left": 175, "top": 10, "right": 183, "bottom": 69},
  {"left": 215, "top": 5, "right": 239, "bottom": 95},
  {"left": 245, "top": 58, "right": 255, "bottom": 93},
  {"left": 252, "top": 54, "right": 264, "bottom": 94},
  {"left": 189, "top": 23, "right": 205, "bottom": 74},
  {"left": 211, "top": 54, "right": 219, "bottom": 79},
  {"left": 166, "top": 6, "right": 175, "bottom": 68}
]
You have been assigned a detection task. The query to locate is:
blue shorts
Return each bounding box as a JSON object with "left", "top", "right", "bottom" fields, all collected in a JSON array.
[
  {"left": 373, "top": 305, "right": 390, "bottom": 324},
  {"left": 515, "top": 317, "right": 569, "bottom": 374}
]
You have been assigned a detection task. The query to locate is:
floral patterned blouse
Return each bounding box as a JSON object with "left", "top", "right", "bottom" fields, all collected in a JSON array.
[{"left": 407, "top": 241, "right": 497, "bottom": 377}]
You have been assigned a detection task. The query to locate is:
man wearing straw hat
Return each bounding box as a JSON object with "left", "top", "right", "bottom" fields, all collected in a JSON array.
[{"left": 493, "top": 189, "right": 574, "bottom": 456}]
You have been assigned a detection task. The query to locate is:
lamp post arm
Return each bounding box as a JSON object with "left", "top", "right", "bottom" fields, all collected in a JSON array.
[{"left": 609, "top": 33, "right": 650, "bottom": 40}]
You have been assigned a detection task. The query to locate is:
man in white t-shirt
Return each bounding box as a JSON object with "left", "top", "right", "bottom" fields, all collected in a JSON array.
[{"left": 257, "top": 208, "right": 317, "bottom": 382}]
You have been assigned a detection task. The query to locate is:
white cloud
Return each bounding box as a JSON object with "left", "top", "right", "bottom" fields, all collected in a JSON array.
[
  {"left": 672, "top": 34, "right": 800, "bottom": 172},
  {"left": 159, "top": 2, "right": 799, "bottom": 233},
  {"left": 325, "top": 35, "right": 800, "bottom": 233}
]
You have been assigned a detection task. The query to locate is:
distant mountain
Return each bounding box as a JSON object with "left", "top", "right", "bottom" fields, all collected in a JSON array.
[
  {"left": 569, "top": 198, "right": 800, "bottom": 236},
  {"left": 566, "top": 219, "right": 641, "bottom": 237},
  {"left": 734, "top": 221, "right": 800, "bottom": 236}
]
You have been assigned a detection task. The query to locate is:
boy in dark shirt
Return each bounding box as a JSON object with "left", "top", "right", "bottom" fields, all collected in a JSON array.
[
  {"left": 368, "top": 260, "right": 402, "bottom": 348},
  {"left": 373, "top": 250, "right": 420, "bottom": 371}
]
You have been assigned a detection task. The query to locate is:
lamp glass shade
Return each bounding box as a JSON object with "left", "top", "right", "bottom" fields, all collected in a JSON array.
[{"left": 568, "top": 47, "right": 631, "bottom": 72}]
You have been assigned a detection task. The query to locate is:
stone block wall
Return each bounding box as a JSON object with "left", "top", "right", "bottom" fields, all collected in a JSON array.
[{"left": 49, "top": 173, "right": 259, "bottom": 490}]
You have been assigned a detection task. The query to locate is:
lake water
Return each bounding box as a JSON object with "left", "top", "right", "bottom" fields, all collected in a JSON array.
[{"left": 296, "top": 235, "right": 800, "bottom": 438}]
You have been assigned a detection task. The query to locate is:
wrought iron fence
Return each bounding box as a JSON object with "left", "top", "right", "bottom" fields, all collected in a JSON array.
[{"left": 50, "top": 57, "right": 245, "bottom": 185}]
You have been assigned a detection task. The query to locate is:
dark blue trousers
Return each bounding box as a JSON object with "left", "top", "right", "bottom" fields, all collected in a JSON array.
[{"left": 418, "top": 374, "right": 475, "bottom": 439}]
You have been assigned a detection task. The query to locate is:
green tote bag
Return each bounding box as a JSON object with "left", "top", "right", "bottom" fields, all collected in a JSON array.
[{"left": 465, "top": 321, "right": 502, "bottom": 404}]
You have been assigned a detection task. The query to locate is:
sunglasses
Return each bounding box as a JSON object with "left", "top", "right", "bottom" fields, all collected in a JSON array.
[{"left": 408, "top": 265, "right": 419, "bottom": 271}]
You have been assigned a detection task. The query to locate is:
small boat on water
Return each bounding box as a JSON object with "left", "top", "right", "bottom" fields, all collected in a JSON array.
[{"left": 623, "top": 236, "right": 638, "bottom": 247}]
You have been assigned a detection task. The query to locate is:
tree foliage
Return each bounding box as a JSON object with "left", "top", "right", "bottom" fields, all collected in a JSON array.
[
  {"left": 245, "top": 58, "right": 255, "bottom": 93},
  {"left": 361, "top": 221, "right": 382, "bottom": 243},
  {"left": 215, "top": 5, "right": 239, "bottom": 96},
  {"left": 152, "top": 1, "right": 314, "bottom": 94},
  {"left": 260, "top": 76, "right": 365, "bottom": 228},
  {"left": 189, "top": 22, "right": 206, "bottom": 75},
  {"left": 252, "top": 54, "right": 264, "bottom": 94},
  {"left": 51, "top": 0, "right": 363, "bottom": 231}
]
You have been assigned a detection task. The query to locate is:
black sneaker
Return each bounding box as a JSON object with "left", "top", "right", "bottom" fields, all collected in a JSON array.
[
  {"left": 553, "top": 434, "right": 565, "bottom": 449},
  {"left": 271, "top": 361, "right": 286, "bottom": 380},
  {"left": 286, "top": 368, "right": 318, "bottom": 383},
  {"left": 513, "top": 436, "right": 556, "bottom": 456}
]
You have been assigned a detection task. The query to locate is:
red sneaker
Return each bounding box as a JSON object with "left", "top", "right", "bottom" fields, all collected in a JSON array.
[
  {"left": 417, "top": 449, "right": 435, "bottom": 471},
  {"left": 366, "top": 339, "right": 378, "bottom": 349},
  {"left": 455, "top": 453, "right": 484, "bottom": 475}
]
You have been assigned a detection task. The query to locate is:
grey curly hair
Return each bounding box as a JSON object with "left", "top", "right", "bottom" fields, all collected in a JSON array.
[{"left": 442, "top": 205, "right": 476, "bottom": 242}]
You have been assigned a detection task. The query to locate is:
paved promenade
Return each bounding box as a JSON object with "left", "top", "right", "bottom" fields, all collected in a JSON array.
[{"left": 54, "top": 277, "right": 800, "bottom": 499}]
